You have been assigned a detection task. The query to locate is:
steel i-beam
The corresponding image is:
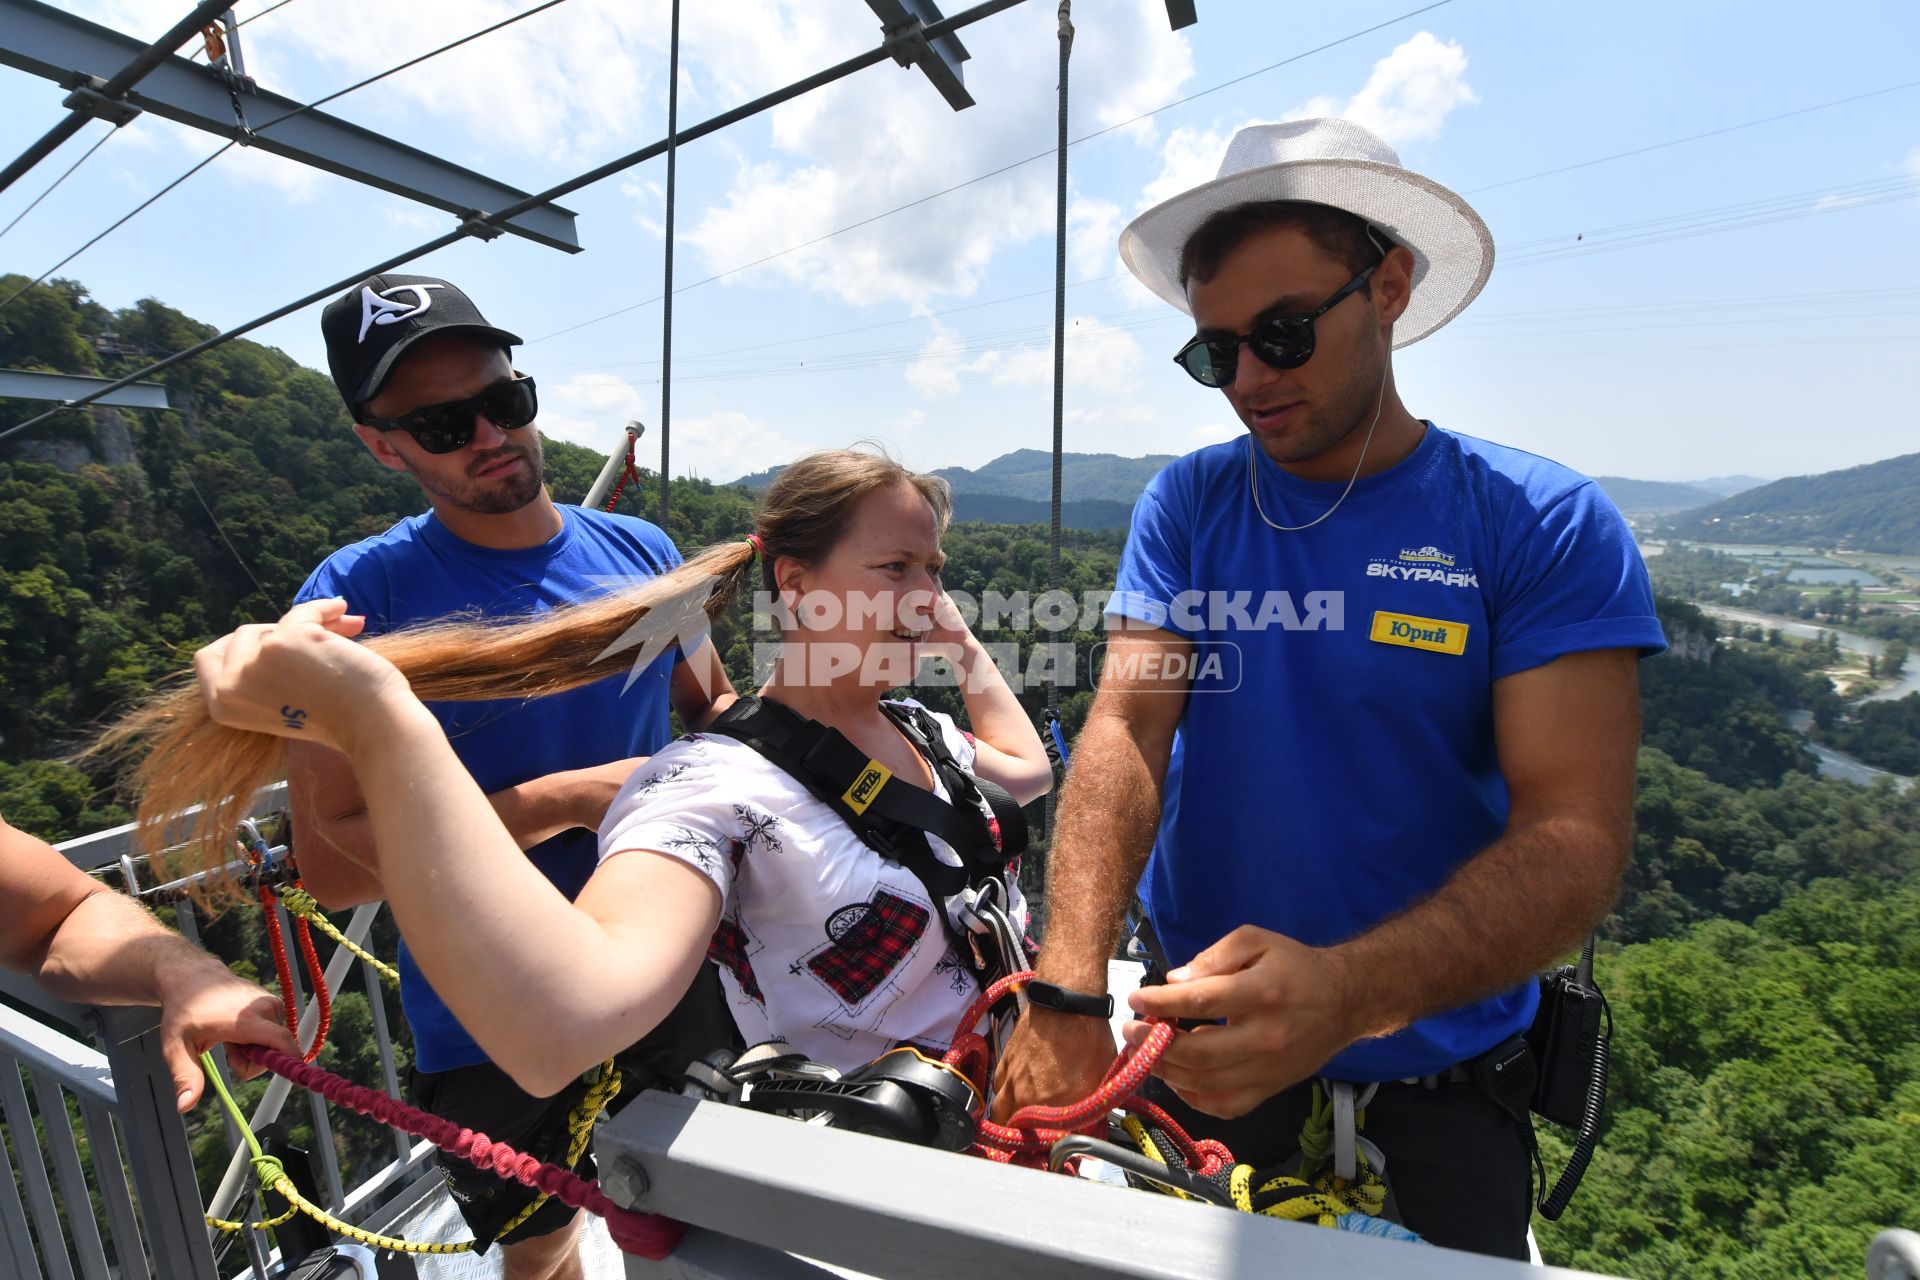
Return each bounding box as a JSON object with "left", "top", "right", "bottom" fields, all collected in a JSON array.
[{"left": 0, "top": 0, "right": 580, "bottom": 251}]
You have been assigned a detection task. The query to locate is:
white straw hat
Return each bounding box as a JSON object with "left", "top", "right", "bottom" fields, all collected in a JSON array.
[{"left": 1118, "top": 118, "right": 1494, "bottom": 347}]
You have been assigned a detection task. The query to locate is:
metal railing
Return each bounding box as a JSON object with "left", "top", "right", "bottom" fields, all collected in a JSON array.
[
  {"left": 2, "top": 793, "right": 438, "bottom": 1279},
  {"left": 4, "top": 804, "right": 1900, "bottom": 1279}
]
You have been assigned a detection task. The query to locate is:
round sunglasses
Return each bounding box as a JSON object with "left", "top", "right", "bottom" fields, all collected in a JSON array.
[
  {"left": 1171, "top": 261, "right": 1379, "bottom": 389},
  {"left": 359, "top": 373, "right": 538, "bottom": 454}
]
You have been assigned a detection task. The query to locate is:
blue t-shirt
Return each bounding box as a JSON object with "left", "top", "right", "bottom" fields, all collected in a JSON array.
[
  {"left": 294, "top": 505, "right": 687, "bottom": 1072},
  {"left": 1109, "top": 424, "right": 1664, "bottom": 1081}
]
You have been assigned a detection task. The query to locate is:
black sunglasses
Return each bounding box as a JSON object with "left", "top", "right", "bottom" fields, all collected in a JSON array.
[
  {"left": 359, "top": 373, "right": 538, "bottom": 454},
  {"left": 1172, "top": 262, "right": 1379, "bottom": 389}
]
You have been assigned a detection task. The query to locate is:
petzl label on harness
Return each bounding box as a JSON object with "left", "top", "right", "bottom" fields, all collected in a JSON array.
[
  {"left": 1369, "top": 611, "right": 1469, "bottom": 655},
  {"left": 843, "top": 760, "right": 892, "bottom": 814}
]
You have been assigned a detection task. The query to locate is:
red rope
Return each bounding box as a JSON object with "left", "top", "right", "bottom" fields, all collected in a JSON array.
[
  {"left": 231, "top": 1045, "right": 686, "bottom": 1260},
  {"left": 940, "top": 971, "right": 1230, "bottom": 1172},
  {"left": 252, "top": 854, "right": 329, "bottom": 1062},
  {"left": 603, "top": 441, "right": 641, "bottom": 512}
]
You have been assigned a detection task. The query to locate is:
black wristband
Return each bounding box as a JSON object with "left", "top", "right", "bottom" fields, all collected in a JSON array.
[{"left": 1025, "top": 980, "right": 1114, "bottom": 1019}]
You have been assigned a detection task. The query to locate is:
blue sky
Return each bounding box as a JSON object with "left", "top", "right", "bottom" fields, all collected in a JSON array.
[{"left": 2, "top": 0, "right": 1916, "bottom": 487}]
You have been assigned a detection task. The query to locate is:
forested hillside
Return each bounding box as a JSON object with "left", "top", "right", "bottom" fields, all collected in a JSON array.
[
  {"left": 1663, "top": 451, "right": 1920, "bottom": 552},
  {"left": 3, "top": 277, "right": 1916, "bottom": 1275}
]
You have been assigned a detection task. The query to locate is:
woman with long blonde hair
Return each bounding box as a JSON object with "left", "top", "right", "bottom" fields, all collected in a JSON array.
[{"left": 114, "top": 449, "right": 1053, "bottom": 1093}]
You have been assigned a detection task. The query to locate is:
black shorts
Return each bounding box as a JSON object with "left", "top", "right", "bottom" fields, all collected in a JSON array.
[
  {"left": 1140, "top": 1070, "right": 1534, "bottom": 1259},
  {"left": 407, "top": 961, "right": 737, "bottom": 1249}
]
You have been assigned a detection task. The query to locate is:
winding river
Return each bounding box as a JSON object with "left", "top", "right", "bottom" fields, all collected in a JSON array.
[{"left": 1696, "top": 604, "right": 1915, "bottom": 790}]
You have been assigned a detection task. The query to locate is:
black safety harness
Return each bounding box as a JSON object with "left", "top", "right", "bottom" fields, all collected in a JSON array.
[{"left": 704, "top": 695, "right": 1032, "bottom": 987}]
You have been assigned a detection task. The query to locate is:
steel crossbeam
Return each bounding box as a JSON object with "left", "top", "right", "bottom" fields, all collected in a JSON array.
[{"left": 0, "top": 0, "right": 580, "bottom": 251}]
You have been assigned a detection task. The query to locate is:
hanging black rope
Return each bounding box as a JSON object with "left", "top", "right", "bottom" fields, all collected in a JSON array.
[
  {"left": 1045, "top": 0, "right": 1073, "bottom": 840},
  {"left": 659, "top": 0, "right": 682, "bottom": 528}
]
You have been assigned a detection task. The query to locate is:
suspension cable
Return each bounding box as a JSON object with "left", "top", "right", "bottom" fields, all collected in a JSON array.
[
  {"left": 0, "top": 0, "right": 577, "bottom": 318},
  {"left": 658, "top": 0, "right": 682, "bottom": 527},
  {"left": 0, "top": 0, "right": 1026, "bottom": 449}
]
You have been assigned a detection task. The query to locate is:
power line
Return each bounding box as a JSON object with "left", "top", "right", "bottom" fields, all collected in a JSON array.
[
  {"left": 1465, "top": 78, "right": 1920, "bottom": 196},
  {"left": 0, "top": 0, "right": 302, "bottom": 245},
  {"left": 0, "top": 129, "right": 116, "bottom": 244},
  {"left": 0, "top": 145, "right": 234, "bottom": 313},
  {"left": 527, "top": 0, "right": 1456, "bottom": 344},
  {"left": 179, "top": 459, "right": 265, "bottom": 597},
  {"left": 0, "top": 0, "right": 576, "bottom": 318},
  {"left": 534, "top": 271, "right": 1129, "bottom": 368},
  {"left": 1502, "top": 176, "right": 1920, "bottom": 269},
  {"left": 0, "top": 0, "right": 1025, "bottom": 447}
]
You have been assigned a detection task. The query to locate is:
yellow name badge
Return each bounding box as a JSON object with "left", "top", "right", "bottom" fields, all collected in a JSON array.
[
  {"left": 843, "top": 760, "right": 893, "bottom": 814},
  {"left": 1370, "top": 610, "right": 1469, "bottom": 655}
]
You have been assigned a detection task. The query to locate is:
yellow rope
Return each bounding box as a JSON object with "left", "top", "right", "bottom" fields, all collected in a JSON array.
[
  {"left": 207, "top": 1191, "right": 298, "bottom": 1232},
  {"left": 277, "top": 887, "right": 400, "bottom": 988},
  {"left": 493, "top": 1059, "right": 621, "bottom": 1239},
  {"left": 199, "top": 1050, "right": 475, "bottom": 1253},
  {"left": 1120, "top": 1111, "right": 1389, "bottom": 1227},
  {"left": 265, "top": 1173, "right": 473, "bottom": 1254}
]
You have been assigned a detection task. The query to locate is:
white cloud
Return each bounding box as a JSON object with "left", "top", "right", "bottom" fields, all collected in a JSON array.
[
  {"left": 382, "top": 201, "right": 444, "bottom": 234},
  {"left": 1904, "top": 147, "right": 1920, "bottom": 182},
  {"left": 682, "top": 0, "right": 1195, "bottom": 307},
  {"left": 909, "top": 314, "right": 1147, "bottom": 401},
  {"left": 1132, "top": 32, "right": 1478, "bottom": 224},
  {"left": 672, "top": 409, "right": 804, "bottom": 483},
  {"left": 1067, "top": 197, "right": 1123, "bottom": 282},
  {"left": 539, "top": 372, "right": 653, "bottom": 450},
  {"left": 1140, "top": 124, "right": 1239, "bottom": 211},
  {"left": 1190, "top": 422, "right": 1240, "bottom": 447},
  {"left": 621, "top": 178, "right": 667, "bottom": 238},
  {"left": 1287, "top": 32, "right": 1478, "bottom": 148},
  {"left": 906, "top": 320, "right": 996, "bottom": 400},
  {"left": 222, "top": 144, "right": 330, "bottom": 203},
  {"left": 539, "top": 375, "right": 794, "bottom": 480}
]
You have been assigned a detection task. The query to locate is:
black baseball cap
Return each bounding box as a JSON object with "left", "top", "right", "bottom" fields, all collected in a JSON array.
[{"left": 320, "top": 274, "right": 523, "bottom": 415}]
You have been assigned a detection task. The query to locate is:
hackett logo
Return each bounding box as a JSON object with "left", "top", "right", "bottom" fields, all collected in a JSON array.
[
  {"left": 1366, "top": 543, "right": 1479, "bottom": 588},
  {"left": 1369, "top": 610, "right": 1469, "bottom": 655}
]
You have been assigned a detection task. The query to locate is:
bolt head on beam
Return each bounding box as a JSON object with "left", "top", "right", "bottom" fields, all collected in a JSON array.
[{"left": 60, "top": 82, "right": 142, "bottom": 125}]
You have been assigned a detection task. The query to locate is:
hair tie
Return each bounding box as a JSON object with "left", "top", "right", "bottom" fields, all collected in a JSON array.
[{"left": 745, "top": 533, "right": 764, "bottom": 561}]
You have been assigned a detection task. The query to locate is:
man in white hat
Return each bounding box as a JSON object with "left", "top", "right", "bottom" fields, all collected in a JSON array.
[{"left": 995, "top": 119, "right": 1665, "bottom": 1256}]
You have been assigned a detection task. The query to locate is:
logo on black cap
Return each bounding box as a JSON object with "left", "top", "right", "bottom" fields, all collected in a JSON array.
[{"left": 357, "top": 282, "right": 445, "bottom": 343}]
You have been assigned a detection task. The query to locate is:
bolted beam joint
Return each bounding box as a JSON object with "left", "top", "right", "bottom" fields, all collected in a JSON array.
[{"left": 60, "top": 82, "right": 143, "bottom": 125}]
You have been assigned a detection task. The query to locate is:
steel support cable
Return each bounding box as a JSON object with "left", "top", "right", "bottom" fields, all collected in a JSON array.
[
  {"left": 659, "top": 0, "right": 681, "bottom": 525},
  {"left": 1045, "top": 1, "right": 1072, "bottom": 849},
  {"left": 0, "top": 0, "right": 578, "bottom": 318},
  {"left": 0, "top": 0, "right": 1028, "bottom": 447},
  {"left": 188, "top": 0, "right": 301, "bottom": 61},
  {"left": 2, "top": 1, "right": 303, "bottom": 245},
  {"left": 0, "top": 0, "right": 235, "bottom": 197},
  {"left": 0, "top": 144, "right": 235, "bottom": 314},
  {"left": 530, "top": 0, "right": 1454, "bottom": 346},
  {"left": 0, "top": 129, "right": 116, "bottom": 243}
]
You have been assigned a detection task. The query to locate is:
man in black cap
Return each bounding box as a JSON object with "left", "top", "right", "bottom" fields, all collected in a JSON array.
[{"left": 293, "top": 274, "right": 736, "bottom": 1279}]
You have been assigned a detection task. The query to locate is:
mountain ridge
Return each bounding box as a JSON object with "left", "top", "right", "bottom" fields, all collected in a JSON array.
[{"left": 1662, "top": 451, "right": 1920, "bottom": 552}]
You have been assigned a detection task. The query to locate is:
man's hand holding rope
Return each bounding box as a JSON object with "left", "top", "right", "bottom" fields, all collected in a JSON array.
[{"left": 1124, "top": 924, "right": 1365, "bottom": 1120}]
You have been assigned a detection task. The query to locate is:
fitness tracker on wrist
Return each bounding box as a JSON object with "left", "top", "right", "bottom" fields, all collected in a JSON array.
[{"left": 1025, "top": 980, "right": 1114, "bottom": 1019}]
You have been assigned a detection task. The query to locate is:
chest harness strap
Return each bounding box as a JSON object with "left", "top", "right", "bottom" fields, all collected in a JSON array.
[{"left": 704, "top": 695, "right": 1030, "bottom": 984}]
